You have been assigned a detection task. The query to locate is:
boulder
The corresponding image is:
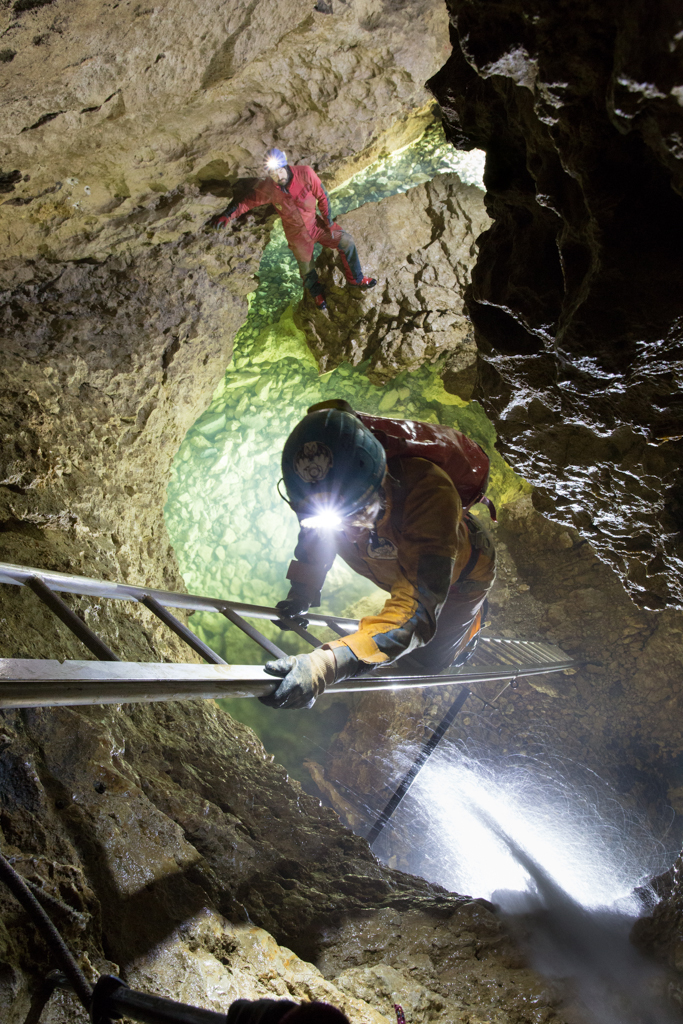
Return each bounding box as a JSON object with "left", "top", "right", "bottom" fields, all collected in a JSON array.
[{"left": 294, "top": 173, "right": 490, "bottom": 386}]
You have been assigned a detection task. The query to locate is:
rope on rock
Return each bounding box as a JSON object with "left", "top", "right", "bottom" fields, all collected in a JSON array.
[
  {"left": 23, "top": 876, "right": 90, "bottom": 929},
  {"left": 0, "top": 851, "right": 93, "bottom": 1010}
]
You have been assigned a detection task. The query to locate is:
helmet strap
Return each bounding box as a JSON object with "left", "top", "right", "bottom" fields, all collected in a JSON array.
[{"left": 276, "top": 477, "right": 295, "bottom": 510}]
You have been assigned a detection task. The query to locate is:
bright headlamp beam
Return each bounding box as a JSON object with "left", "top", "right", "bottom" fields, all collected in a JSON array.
[
  {"left": 266, "top": 157, "right": 281, "bottom": 170},
  {"left": 300, "top": 511, "right": 343, "bottom": 530}
]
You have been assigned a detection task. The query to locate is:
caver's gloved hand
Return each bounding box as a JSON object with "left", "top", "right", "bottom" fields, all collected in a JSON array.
[
  {"left": 209, "top": 212, "right": 232, "bottom": 229},
  {"left": 227, "top": 998, "right": 350, "bottom": 1023},
  {"left": 260, "top": 645, "right": 361, "bottom": 710},
  {"left": 274, "top": 597, "right": 310, "bottom": 631}
]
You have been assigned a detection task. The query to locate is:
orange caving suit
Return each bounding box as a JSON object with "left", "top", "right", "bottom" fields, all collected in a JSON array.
[{"left": 285, "top": 457, "right": 496, "bottom": 673}]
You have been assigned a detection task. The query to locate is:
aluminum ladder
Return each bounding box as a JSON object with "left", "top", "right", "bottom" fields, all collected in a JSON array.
[{"left": 0, "top": 560, "right": 574, "bottom": 709}]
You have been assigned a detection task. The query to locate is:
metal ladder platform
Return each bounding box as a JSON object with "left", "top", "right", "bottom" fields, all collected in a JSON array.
[{"left": 0, "top": 560, "right": 574, "bottom": 709}]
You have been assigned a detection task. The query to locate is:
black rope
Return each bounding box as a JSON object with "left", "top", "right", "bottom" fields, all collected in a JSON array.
[
  {"left": 0, "top": 852, "right": 93, "bottom": 1010},
  {"left": 367, "top": 686, "right": 471, "bottom": 847},
  {"left": 23, "top": 876, "right": 90, "bottom": 929}
]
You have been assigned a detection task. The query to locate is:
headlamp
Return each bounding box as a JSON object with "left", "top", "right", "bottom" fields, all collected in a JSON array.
[
  {"left": 266, "top": 156, "right": 281, "bottom": 171},
  {"left": 300, "top": 508, "right": 343, "bottom": 530}
]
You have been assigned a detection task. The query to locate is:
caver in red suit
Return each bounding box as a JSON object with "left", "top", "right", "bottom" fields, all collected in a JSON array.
[{"left": 210, "top": 147, "right": 376, "bottom": 310}]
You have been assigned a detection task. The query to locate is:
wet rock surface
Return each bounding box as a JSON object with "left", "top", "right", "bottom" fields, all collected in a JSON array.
[
  {"left": 294, "top": 172, "right": 489, "bottom": 387},
  {"left": 318, "top": 497, "right": 683, "bottom": 875},
  {"left": 0, "top": 696, "right": 562, "bottom": 1024},
  {"left": 428, "top": 0, "right": 683, "bottom": 610}
]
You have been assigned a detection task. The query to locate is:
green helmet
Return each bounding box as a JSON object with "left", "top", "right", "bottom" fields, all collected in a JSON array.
[{"left": 282, "top": 404, "right": 386, "bottom": 525}]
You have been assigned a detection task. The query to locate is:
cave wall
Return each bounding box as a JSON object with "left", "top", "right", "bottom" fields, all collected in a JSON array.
[
  {"left": 427, "top": 0, "right": 683, "bottom": 610},
  {"left": 0, "top": 0, "right": 449, "bottom": 651},
  {"left": 0, "top": 0, "right": 579, "bottom": 1019}
]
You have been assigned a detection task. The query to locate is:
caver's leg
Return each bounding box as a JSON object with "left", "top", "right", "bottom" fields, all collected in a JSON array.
[
  {"left": 337, "top": 230, "right": 376, "bottom": 288},
  {"left": 296, "top": 258, "right": 327, "bottom": 309}
]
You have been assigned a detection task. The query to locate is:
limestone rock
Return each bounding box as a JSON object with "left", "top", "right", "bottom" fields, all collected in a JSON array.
[
  {"left": 0, "top": 696, "right": 460, "bottom": 1021},
  {"left": 126, "top": 912, "right": 391, "bottom": 1024},
  {"left": 294, "top": 173, "right": 490, "bottom": 385},
  {"left": 319, "top": 905, "right": 566, "bottom": 1023},
  {"left": 428, "top": 0, "right": 683, "bottom": 609},
  {"left": 0, "top": 0, "right": 449, "bottom": 263}
]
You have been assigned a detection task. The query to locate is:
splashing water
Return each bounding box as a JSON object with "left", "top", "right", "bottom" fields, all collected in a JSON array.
[
  {"left": 370, "top": 743, "right": 679, "bottom": 1021},
  {"left": 477, "top": 806, "right": 679, "bottom": 1024},
  {"left": 375, "top": 742, "right": 672, "bottom": 913}
]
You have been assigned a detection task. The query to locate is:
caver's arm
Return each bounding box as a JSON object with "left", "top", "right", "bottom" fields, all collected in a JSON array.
[
  {"left": 326, "top": 461, "right": 464, "bottom": 667},
  {"left": 282, "top": 525, "right": 337, "bottom": 610},
  {"left": 211, "top": 180, "right": 274, "bottom": 226}
]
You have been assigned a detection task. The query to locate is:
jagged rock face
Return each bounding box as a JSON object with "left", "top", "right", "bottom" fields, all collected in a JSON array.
[
  {"left": 0, "top": 0, "right": 448, "bottom": 262},
  {"left": 0, "top": 696, "right": 564, "bottom": 1024},
  {"left": 427, "top": 0, "right": 683, "bottom": 610},
  {"left": 294, "top": 172, "right": 488, "bottom": 389}
]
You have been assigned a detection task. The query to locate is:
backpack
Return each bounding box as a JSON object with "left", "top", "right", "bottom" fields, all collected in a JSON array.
[{"left": 356, "top": 411, "right": 497, "bottom": 520}]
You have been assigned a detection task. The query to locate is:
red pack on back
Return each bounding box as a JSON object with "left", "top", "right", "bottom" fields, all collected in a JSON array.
[{"left": 357, "top": 412, "right": 496, "bottom": 519}]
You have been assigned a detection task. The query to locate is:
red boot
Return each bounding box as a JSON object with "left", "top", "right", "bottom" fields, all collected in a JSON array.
[
  {"left": 314, "top": 293, "right": 328, "bottom": 311},
  {"left": 354, "top": 276, "right": 376, "bottom": 289}
]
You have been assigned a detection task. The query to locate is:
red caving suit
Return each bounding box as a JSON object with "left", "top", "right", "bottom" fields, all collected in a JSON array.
[{"left": 226, "top": 166, "right": 341, "bottom": 263}]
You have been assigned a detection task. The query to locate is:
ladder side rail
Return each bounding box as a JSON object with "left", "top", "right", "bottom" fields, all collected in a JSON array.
[
  {"left": 0, "top": 658, "right": 575, "bottom": 708},
  {"left": 25, "top": 577, "right": 121, "bottom": 663},
  {"left": 0, "top": 561, "right": 358, "bottom": 631},
  {"left": 141, "top": 596, "right": 227, "bottom": 665},
  {"left": 333, "top": 659, "right": 576, "bottom": 692}
]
